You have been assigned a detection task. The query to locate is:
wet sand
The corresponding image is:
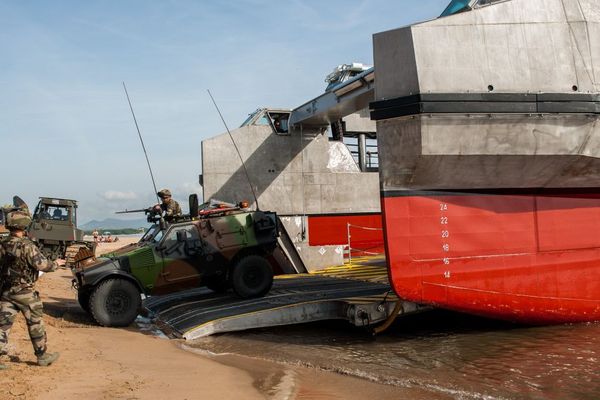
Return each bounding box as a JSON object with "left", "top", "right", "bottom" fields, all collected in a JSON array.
[{"left": 0, "top": 238, "right": 404, "bottom": 399}]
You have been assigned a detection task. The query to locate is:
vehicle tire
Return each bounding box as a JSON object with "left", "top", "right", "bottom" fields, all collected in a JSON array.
[
  {"left": 230, "top": 255, "right": 273, "bottom": 298},
  {"left": 77, "top": 289, "right": 91, "bottom": 313},
  {"left": 204, "top": 276, "right": 230, "bottom": 293},
  {"left": 89, "top": 278, "right": 141, "bottom": 327}
]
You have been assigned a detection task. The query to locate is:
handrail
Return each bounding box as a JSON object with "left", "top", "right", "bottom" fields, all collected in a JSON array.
[{"left": 346, "top": 223, "right": 385, "bottom": 264}]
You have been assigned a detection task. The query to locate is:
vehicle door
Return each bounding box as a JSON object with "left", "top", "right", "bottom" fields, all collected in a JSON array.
[{"left": 153, "top": 223, "right": 205, "bottom": 295}]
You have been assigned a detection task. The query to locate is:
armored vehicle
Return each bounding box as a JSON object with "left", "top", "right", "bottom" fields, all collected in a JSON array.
[
  {"left": 27, "top": 197, "right": 95, "bottom": 265},
  {"left": 72, "top": 197, "right": 280, "bottom": 327}
]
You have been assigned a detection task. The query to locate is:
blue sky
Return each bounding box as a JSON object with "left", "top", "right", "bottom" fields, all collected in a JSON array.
[{"left": 0, "top": 0, "right": 449, "bottom": 223}]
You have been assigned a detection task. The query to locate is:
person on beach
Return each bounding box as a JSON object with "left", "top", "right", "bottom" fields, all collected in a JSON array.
[
  {"left": 155, "top": 189, "right": 182, "bottom": 222},
  {"left": 0, "top": 209, "right": 63, "bottom": 369},
  {"left": 92, "top": 229, "right": 99, "bottom": 242}
]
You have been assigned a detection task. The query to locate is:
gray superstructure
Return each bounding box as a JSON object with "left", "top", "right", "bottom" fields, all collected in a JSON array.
[
  {"left": 371, "top": 0, "right": 600, "bottom": 191},
  {"left": 201, "top": 69, "right": 380, "bottom": 270}
]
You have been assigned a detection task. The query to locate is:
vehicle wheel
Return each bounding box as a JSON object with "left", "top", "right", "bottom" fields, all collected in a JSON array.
[
  {"left": 89, "top": 279, "right": 141, "bottom": 327},
  {"left": 77, "top": 289, "right": 91, "bottom": 313},
  {"left": 204, "top": 276, "right": 229, "bottom": 293},
  {"left": 230, "top": 255, "right": 273, "bottom": 298}
]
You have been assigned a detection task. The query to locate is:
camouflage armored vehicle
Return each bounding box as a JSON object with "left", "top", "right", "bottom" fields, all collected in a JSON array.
[
  {"left": 28, "top": 197, "right": 96, "bottom": 265},
  {"left": 71, "top": 196, "right": 280, "bottom": 327}
]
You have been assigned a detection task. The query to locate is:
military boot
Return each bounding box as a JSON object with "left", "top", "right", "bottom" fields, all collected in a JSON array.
[{"left": 37, "top": 351, "right": 59, "bottom": 367}]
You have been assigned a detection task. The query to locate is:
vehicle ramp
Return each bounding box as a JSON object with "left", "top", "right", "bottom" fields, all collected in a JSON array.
[
  {"left": 272, "top": 217, "right": 308, "bottom": 274},
  {"left": 144, "top": 257, "right": 424, "bottom": 340}
]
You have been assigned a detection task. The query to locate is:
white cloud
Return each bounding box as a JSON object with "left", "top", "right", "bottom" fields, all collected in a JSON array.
[
  {"left": 179, "top": 182, "right": 202, "bottom": 194},
  {"left": 171, "top": 182, "right": 204, "bottom": 203},
  {"left": 100, "top": 190, "right": 138, "bottom": 201}
]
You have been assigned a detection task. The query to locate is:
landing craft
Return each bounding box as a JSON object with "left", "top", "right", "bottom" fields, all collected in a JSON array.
[
  {"left": 371, "top": 0, "right": 600, "bottom": 324},
  {"left": 202, "top": 0, "right": 600, "bottom": 324}
]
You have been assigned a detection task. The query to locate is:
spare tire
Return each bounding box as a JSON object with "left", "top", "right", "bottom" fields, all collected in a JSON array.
[
  {"left": 230, "top": 255, "right": 273, "bottom": 298},
  {"left": 89, "top": 278, "right": 141, "bottom": 327}
]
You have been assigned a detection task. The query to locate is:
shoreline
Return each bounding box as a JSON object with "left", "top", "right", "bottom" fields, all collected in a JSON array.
[
  {"left": 0, "top": 238, "right": 408, "bottom": 399},
  {"left": 181, "top": 343, "right": 415, "bottom": 400}
]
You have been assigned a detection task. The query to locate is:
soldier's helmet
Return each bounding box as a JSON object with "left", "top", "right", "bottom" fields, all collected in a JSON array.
[
  {"left": 157, "top": 189, "right": 172, "bottom": 198},
  {"left": 5, "top": 209, "right": 32, "bottom": 230}
]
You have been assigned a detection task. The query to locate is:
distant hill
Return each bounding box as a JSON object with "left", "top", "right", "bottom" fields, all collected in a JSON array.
[{"left": 80, "top": 218, "right": 148, "bottom": 230}]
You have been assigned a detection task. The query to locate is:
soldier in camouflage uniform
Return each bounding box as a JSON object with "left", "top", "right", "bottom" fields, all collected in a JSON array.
[
  {"left": 0, "top": 209, "right": 63, "bottom": 369},
  {"left": 156, "top": 189, "right": 182, "bottom": 222}
]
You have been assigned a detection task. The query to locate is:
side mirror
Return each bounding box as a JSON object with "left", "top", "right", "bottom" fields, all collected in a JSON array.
[{"left": 189, "top": 194, "right": 199, "bottom": 217}]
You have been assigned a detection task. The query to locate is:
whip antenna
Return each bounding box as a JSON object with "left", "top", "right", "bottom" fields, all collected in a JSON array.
[
  {"left": 207, "top": 89, "right": 260, "bottom": 211},
  {"left": 123, "top": 82, "right": 160, "bottom": 204}
]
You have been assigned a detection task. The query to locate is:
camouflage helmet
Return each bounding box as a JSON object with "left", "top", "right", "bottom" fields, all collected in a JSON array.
[
  {"left": 5, "top": 209, "right": 32, "bottom": 230},
  {"left": 157, "top": 189, "right": 172, "bottom": 198}
]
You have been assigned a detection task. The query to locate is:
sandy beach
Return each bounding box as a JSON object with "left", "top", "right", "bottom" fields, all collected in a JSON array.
[{"left": 0, "top": 238, "right": 402, "bottom": 400}]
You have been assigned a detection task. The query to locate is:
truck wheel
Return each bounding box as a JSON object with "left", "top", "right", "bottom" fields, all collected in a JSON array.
[
  {"left": 89, "top": 279, "right": 141, "bottom": 327},
  {"left": 204, "top": 276, "right": 230, "bottom": 293},
  {"left": 230, "top": 255, "right": 273, "bottom": 298},
  {"left": 77, "top": 289, "right": 91, "bottom": 313}
]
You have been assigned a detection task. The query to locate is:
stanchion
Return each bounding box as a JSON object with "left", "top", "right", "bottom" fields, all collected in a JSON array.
[{"left": 346, "top": 223, "right": 384, "bottom": 263}]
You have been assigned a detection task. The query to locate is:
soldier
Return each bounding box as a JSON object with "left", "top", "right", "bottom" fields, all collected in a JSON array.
[
  {"left": 155, "top": 189, "right": 182, "bottom": 221},
  {"left": 0, "top": 209, "right": 63, "bottom": 369}
]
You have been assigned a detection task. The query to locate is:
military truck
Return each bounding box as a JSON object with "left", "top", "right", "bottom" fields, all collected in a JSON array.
[
  {"left": 27, "top": 197, "right": 96, "bottom": 265},
  {"left": 71, "top": 196, "right": 280, "bottom": 327}
]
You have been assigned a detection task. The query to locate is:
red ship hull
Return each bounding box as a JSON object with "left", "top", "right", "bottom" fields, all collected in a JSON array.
[{"left": 382, "top": 191, "right": 600, "bottom": 324}]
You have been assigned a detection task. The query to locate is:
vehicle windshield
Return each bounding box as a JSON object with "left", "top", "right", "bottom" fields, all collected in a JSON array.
[
  {"left": 440, "top": 0, "right": 505, "bottom": 17},
  {"left": 441, "top": 0, "right": 471, "bottom": 16},
  {"left": 240, "top": 109, "right": 262, "bottom": 127},
  {"left": 139, "top": 224, "right": 164, "bottom": 243},
  {"left": 35, "top": 203, "right": 74, "bottom": 224}
]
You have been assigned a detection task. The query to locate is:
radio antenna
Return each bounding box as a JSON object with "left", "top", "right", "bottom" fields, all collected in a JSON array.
[
  {"left": 122, "top": 82, "right": 160, "bottom": 204},
  {"left": 207, "top": 89, "right": 260, "bottom": 211}
]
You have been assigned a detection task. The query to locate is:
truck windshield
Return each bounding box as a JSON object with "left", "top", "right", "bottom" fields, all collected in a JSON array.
[
  {"left": 140, "top": 224, "right": 163, "bottom": 243},
  {"left": 36, "top": 204, "right": 73, "bottom": 223}
]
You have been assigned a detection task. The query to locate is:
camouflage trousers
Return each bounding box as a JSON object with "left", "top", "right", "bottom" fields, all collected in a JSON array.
[{"left": 0, "top": 287, "right": 47, "bottom": 357}]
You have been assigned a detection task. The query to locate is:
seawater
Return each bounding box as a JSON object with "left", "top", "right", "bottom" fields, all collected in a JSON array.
[{"left": 188, "top": 310, "right": 600, "bottom": 400}]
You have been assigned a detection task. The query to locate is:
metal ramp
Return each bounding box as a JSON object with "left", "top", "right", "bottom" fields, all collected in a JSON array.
[
  {"left": 273, "top": 217, "right": 308, "bottom": 274},
  {"left": 143, "top": 258, "right": 424, "bottom": 340}
]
